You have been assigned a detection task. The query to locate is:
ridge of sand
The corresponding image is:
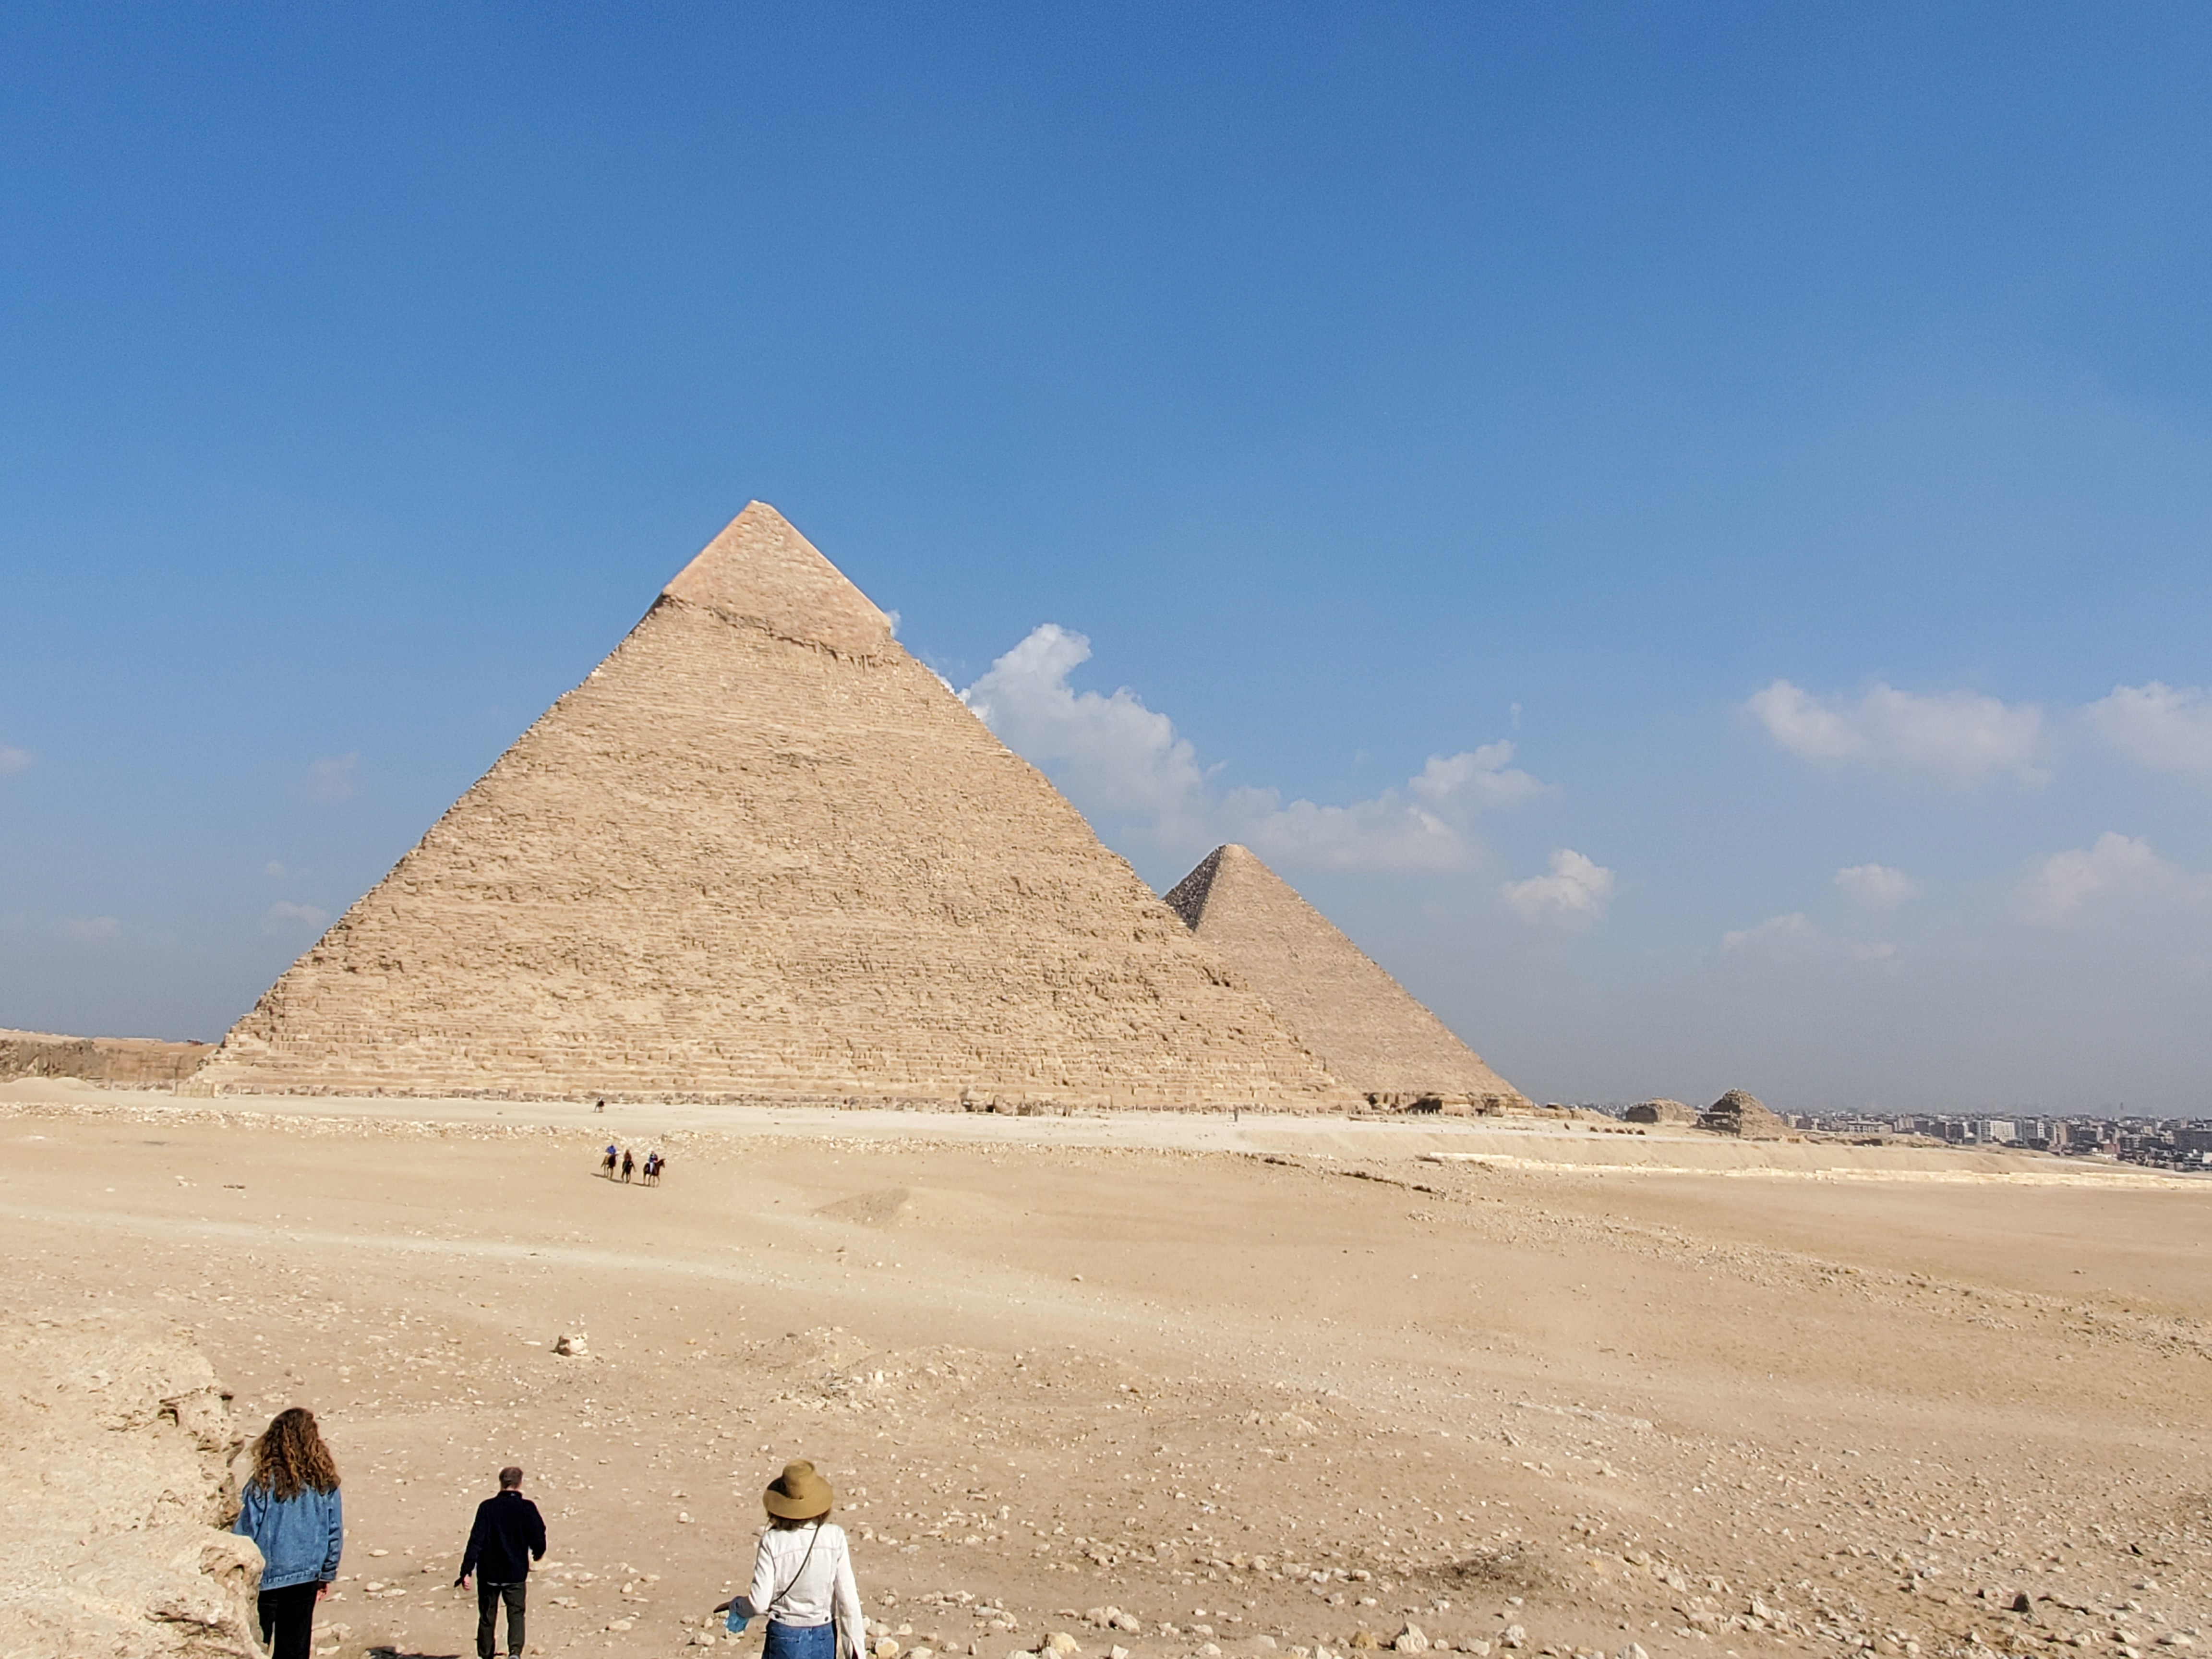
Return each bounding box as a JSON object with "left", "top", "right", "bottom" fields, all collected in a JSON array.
[
  {"left": 190, "top": 505, "right": 1347, "bottom": 1108},
  {"left": 1162, "top": 844, "right": 1523, "bottom": 1107}
]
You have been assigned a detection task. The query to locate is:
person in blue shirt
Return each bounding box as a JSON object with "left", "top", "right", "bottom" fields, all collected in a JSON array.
[{"left": 232, "top": 1407, "right": 345, "bottom": 1659}]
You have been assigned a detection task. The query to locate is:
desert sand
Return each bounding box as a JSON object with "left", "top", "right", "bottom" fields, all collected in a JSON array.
[{"left": 5, "top": 1081, "right": 2209, "bottom": 1659}]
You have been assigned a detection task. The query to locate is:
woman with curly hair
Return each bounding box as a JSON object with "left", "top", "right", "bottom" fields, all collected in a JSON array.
[{"left": 232, "top": 1407, "right": 345, "bottom": 1659}]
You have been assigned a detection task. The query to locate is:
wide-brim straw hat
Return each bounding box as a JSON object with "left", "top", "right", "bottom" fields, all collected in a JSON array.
[{"left": 764, "top": 1460, "right": 834, "bottom": 1520}]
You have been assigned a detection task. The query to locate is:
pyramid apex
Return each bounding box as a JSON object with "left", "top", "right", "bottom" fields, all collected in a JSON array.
[
  {"left": 1163, "top": 843, "right": 1244, "bottom": 929},
  {"left": 663, "top": 502, "right": 895, "bottom": 658},
  {"left": 1157, "top": 841, "right": 1527, "bottom": 1106}
]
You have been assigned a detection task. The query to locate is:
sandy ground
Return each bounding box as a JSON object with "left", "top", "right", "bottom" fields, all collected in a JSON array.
[{"left": 4, "top": 1082, "right": 2208, "bottom": 1659}]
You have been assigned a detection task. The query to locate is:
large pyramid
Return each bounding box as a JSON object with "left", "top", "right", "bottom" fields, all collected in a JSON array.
[
  {"left": 1162, "top": 844, "right": 1526, "bottom": 1110},
  {"left": 193, "top": 505, "right": 1349, "bottom": 1107}
]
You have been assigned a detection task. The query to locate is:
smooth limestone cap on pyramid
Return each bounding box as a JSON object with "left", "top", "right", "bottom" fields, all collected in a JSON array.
[
  {"left": 193, "top": 504, "right": 1349, "bottom": 1107},
  {"left": 1162, "top": 844, "right": 1526, "bottom": 1110}
]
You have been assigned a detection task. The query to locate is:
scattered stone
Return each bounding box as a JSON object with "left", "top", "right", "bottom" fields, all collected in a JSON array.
[{"left": 553, "top": 1333, "right": 589, "bottom": 1357}]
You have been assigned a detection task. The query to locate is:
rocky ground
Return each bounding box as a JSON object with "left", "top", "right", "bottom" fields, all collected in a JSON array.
[
  {"left": 2, "top": 1086, "right": 2207, "bottom": 1659},
  {"left": 0, "top": 1308, "right": 262, "bottom": 1656}
]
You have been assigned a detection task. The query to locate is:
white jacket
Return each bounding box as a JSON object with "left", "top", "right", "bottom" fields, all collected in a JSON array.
[{"left": 742, "top": 1522, "right": 863, "bottom": 1651}]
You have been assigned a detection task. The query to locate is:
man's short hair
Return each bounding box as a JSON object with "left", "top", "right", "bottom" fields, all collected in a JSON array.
[{"left": 499, "top": 1466, "right": 524, "bottom": 1489}]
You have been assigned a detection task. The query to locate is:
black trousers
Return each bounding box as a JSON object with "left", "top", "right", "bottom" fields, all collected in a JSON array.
[
  {"left": 477, "top": 1578, "right": 527, "bottom": 1658},
  {"left": 256, "top": 1581, "right": 320, "bottom": 1659}
]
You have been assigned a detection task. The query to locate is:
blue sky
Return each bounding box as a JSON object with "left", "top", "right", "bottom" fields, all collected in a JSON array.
[{"left": 3, "top": 3, "right": 2209, "bottom": 1111}]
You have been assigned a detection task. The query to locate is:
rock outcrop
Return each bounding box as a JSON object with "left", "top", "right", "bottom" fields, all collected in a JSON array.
[
  {"left": 0, "top": 1313, "right": 260, "bottom": 1657},
  {"left": 191, "top": 504, "right": 1348, "bottom": 1109},
  {"left": 0, "top": 1030, "right": 212, "bottom": 1087},
  {"left": 1624, "top": 1098, "right": 1698, "bottom": 1125},
  {"left": 1162, "top": 844, "right": 1526, "bottom": 1112},
  {"left": 1695, "top": 1088, "right": 1791, "bottom": 1139}
]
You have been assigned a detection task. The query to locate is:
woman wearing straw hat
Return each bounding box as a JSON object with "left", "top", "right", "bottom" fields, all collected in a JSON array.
[{"left": 714, "top": 1460, "right": 864, "bottom": 1659}]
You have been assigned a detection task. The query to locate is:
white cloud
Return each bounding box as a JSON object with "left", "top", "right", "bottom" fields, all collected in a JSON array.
[
  {"left": 59, "top": 915, "right": 120, "bottom": 942},
  {"left": 1743, "top": 679, "right": 2046, "bottom": 785},
  {"left": 1720, "top": 910, "right": 1897, "bottom": 967},
  {"left": 264, "top": 861, "right": 291, "bottom": 878},
  {"left": 961, "top": 624, "right": 1547, "bottom": 871},
  {"left": 262, "top": 901, "right": 331, "bottom": 934},
  {"left": 2085, "top": 682, "right": 2212, "bottom": 778},
  {"left": 1501, "top": 848, "right": 1615, "bottom": 926},
  {"left": 2020, "top": 832, "right": 2207, "bottom": 924},
  {"left": 307, "top": 753, "right": 359, "bottom": 802},
  {"left": 1721, "top": 911, "right": 1821, "bottom": 957},
  {"left": 961, "top": 625, "right": 1210, "bottom": 821},
  {"left": 1834, "top": 863, "right": 1918, "bottom": 908},
  {"left": 0, "top": 745, "right": 28, "bottom": 776}
]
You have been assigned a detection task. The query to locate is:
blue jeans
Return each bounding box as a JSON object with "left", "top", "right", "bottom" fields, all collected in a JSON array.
[{"left": 765, "top": 1619, "right": 837, "bottom": 1659}]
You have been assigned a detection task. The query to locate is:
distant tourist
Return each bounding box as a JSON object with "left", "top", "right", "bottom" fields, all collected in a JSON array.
[
  {"left": 621, "top": 1148, "right": 636, "bottom": 1182},
  {"left": 232, "top": 1407, "right": 344, "bottom": 1659},
  {"left": 455, "top": 1465, "right": 547, "bottom": 1659},
  {"left": 715, "top": 1460, "right": 863, "bottom": 1659},
  {"left": 643, "top": 1150, "right": 664, "bottom": 1185},
  {"left": 595, "top": 1098, "right": 606, "bottom": 1113},
  {"left": 602, "top": 1143, "right": 619, "bottom": 1179}
]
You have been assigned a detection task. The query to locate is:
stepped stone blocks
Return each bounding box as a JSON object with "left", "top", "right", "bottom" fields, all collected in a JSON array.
[
  {"left": 191, "top": 504, "right": 1351, "bottom": 1108},
  {"left": 1696, "top": 1088, "right": 1791, "bottom": 1139},
  {"left": 1162, "top": 843, "right": 1527, "bottom": 1112},
  {"left": 1625, "top": 1097, "right": 1698, "bottom": 1126}
]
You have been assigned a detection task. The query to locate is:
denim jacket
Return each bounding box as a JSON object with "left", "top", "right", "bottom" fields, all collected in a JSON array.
[{"left": 234, "top": 1482, "right": 344, "bottom": 1591}]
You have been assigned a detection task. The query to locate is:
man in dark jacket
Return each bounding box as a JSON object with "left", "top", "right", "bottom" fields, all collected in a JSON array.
[{"left": 455, "top": 1467, "right": 547, "bottom": 1659}]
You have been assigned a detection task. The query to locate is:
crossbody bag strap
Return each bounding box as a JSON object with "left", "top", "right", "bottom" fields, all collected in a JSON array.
[{"left": 765, "top": 1524, "right": 823, "bottom": 1622}]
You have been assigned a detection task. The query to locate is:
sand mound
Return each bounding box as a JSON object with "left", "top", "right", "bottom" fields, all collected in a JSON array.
[
  {"left": 1695, "top": 1088, "right": 1791, "bottom": 1139},
  {"left": 0, "top": 1313, "right": 260, "bottom": 1657},
  {"left": 1624, "top": 1098, "right": 1698, "bottom": 1125}
]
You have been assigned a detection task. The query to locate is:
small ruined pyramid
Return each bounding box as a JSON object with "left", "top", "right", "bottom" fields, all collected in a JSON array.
[
  {"left": 1162, "top": 844, "right": 1526, "bottom": 1110},
  {"left": 193, "top": 505, "right": 1348, "bottom": 1106},
  {"left": 1695, "top": 1088, "right": 1791, "bottom": 1139}
]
